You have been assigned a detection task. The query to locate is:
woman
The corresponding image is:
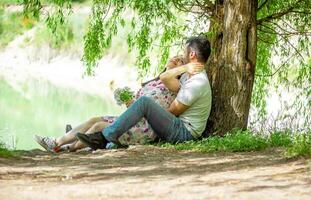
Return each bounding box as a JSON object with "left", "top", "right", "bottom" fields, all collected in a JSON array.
[{"left": 34, "top": 56, "right": 185, "bottom": 152}]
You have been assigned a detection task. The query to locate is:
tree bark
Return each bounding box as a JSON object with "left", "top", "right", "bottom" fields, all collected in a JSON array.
[{"left": 204, "top": 0, "right": 258, "bottom": 136}]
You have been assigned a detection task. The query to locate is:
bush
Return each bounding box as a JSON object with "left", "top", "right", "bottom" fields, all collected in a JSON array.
[
  {"left": 285, "top": 133, "right": 311, "bottom": 158},
  {"left": 0, "top": 140, "right": 14, "bottom": 158},
  {"left": 269, "top": 131, "right": 292, "bottom": 147}
]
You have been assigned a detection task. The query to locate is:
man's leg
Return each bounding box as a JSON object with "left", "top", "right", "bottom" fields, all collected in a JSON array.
[{"left": 103, "top": 96, "right": 193, "bottom": 144}]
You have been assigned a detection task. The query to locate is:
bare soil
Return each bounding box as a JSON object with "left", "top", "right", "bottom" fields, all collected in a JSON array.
[{"left": 0, "top": 146, "right": 311, "bottom": 200}]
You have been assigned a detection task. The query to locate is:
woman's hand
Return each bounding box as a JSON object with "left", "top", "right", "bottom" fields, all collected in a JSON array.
[
  {"left": 125, "top": 99, "right": 134, "bottom": 107},
  {"left": 185, "top": 62, "right": 205, "bottom": 75}
]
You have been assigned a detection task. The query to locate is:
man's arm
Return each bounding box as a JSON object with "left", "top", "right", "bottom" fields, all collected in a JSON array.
[{"left": 167, "top": 99, "right": 190, "bottom": 116}]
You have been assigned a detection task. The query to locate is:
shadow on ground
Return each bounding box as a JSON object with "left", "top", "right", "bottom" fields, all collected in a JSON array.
[{"left": 0, "top": 146, "right": 309, "bottom": 181}]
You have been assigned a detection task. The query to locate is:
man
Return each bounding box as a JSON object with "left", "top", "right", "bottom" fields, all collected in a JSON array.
[{"left": 77, "top": 36, "right": 212, "bottom": 149}]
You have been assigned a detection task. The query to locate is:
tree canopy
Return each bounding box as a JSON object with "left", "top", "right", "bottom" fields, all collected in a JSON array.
[{"left": 21, "top": 0, "right": 311, "bottom": 132}]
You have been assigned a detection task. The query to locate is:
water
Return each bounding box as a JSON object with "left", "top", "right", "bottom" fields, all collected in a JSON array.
[{"left": 0, "top": 78, "right": 124, "bottom": 150}]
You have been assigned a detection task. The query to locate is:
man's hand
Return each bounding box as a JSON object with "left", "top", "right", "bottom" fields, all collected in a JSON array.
[{"left": 185, "top": 62, "right": 205, "bottom": 75}]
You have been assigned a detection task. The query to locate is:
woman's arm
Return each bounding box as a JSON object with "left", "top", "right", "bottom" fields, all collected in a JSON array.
[
  {"left": 160, "top": 65, "right": 187, "bottom": 93},
  {"left": 160, "top": 62, "right": 205, "bottom": 93}
]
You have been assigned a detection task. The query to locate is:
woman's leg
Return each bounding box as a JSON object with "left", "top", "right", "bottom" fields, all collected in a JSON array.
[
  {"left": 55, "top": 117, "right": 103, "bottom": 147},
  {"left": 67, "top": 121, "right": 110, "bottom": 151}
]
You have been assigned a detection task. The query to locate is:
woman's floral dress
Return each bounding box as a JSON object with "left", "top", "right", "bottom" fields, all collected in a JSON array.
[{"left": 101, "top": 79, "right": 176, "bottom": 145}]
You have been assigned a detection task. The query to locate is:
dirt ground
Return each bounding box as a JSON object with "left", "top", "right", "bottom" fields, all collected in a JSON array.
[{"left": 0, "top": 146, "right": 310, "bottom": 200}]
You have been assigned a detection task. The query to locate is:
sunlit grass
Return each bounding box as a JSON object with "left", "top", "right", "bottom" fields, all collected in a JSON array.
[{"left": 157, "top": 130, "right": 311, "bottom": 158}]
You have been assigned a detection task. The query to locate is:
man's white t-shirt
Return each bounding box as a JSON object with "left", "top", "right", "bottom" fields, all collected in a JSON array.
[{"left": 176, "top": 71, "right": 212, "bottom": 138}]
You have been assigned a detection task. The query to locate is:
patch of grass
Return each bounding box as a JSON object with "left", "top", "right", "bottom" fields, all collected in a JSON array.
[
  {"left": 158, "top": 130, "right": 311, "bottom": 158},
  {"left": 285, "top": 133, "right": 311, "bottom": 158},
  {"left": 160, "top": 130, "right": 269, "bottom": 153}
]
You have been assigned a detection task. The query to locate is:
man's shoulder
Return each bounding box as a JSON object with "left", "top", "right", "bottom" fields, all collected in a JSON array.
[
  {"left": 190, "top": 72, "right": 209, "bottom": 85},
  {"left": 180, "top": 71, "right": 210, "bottom": 89}
]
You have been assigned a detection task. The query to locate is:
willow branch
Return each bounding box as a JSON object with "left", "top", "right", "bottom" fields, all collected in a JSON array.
[
  {"left": 258, "top": 23, "right": 311, "bottom": 36},
  {"left": 172, "top": 0, "right": 212, "bottom": 15},
  {"left": 276, "top": 30, "right": 305, "bottom": 61},
  {"left": 255, "top": 52, "right": 297, "bottom": 77},
  {"left": 257, "top": 8, "right": 295, "bottom": 25},
  {"left": 257, "top": 0, "right": 269, "bottom": 11},
  {"left": 193, "top": 0, "right": 215, "bottom": 13},
  {"left": 257, "top": 0, "right": 305, "bottom": 25}
]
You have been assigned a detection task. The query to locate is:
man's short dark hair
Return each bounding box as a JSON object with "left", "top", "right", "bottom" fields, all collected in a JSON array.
[{"left": 186, "top": 36, "right": 211, "bottom": 63}]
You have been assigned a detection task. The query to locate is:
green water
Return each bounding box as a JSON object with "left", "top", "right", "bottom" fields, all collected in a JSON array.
[{"left": 0, "top": 78, "right": 123, "bottom": 150}]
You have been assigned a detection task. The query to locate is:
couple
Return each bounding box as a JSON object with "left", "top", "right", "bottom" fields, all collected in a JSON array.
[{"left": 34, "top": 36, "right": 212, "bottom": 152}]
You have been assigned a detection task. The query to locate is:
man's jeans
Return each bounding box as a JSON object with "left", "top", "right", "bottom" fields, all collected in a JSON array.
[{"left": 102, "top": 96, "right": 195, "bottom": 145}]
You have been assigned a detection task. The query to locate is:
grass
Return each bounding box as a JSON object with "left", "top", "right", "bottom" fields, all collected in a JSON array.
[{"left": 158, "top": 130, "right": 311, "bottom": 158}]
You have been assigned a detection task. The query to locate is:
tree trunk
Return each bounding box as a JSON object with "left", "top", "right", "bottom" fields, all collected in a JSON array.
[{"left": 204, "top": 0, "right": 258, "bottom": 136}]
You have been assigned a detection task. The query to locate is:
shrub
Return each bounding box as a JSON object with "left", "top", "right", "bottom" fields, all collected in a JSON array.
[
  {"left": 0, "top": 140, "right": 14, "bottom": 158},
  {"left": 285, "top": 133, "right": 311, "bottom": 158}
]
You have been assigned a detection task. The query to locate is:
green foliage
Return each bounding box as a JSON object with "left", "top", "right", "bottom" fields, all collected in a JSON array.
[
  {"left": 254, "top": 0, "right": 311, "bottom": 122},
  {"left": 0, "top": 140, "right": 14, "bottom": 158},
  {"left": 269, "top": 131, "right": 292, "bottom": 147},
  {"left": 0, "top": 0, "right": 20, "bottom": 6},
  {"left": 34, "top": 21, "right": 74, "bottom": 48},
  {"left": 0, "top": 9, "right": 36, "bottom": 47},
  {"left": 114, "top": 87, "right": 135, "bottom": 105},
  {"left": 0, "top": 0, "right": 87, "bottom": 6},
  {"left": 82, "top": 0, "right": 185, "bottom": 76},
  {"left": 285, "top": 133, "right": 311, "bottom": 158},
  {"left": 29, "top": 11, "right": 89, "bottom": 52}
]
